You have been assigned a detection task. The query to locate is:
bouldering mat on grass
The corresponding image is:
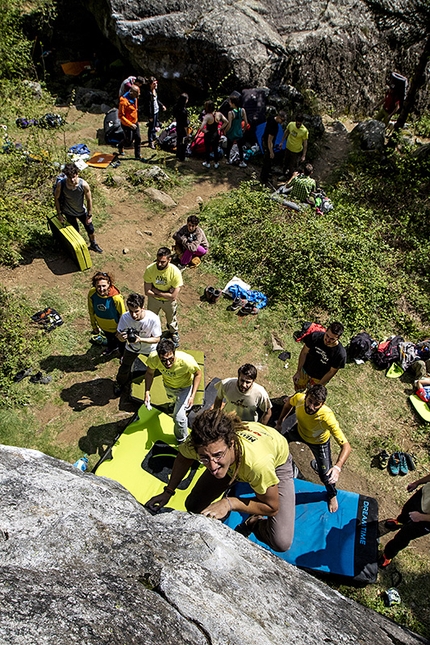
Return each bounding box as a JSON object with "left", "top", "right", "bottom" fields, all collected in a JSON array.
[
  {"left": 224, "top": 479, "right": 379, "bottom": 583},
  {"left": 94, "top": 406, "right": 205, "bottom": 510},
  {"left": 86, "top": 152, "right": 117, "bottom": 168},
  {"left": 131, "top": 350, "right": 205, "bottom": 407},
  {"left": 409, "top": 393, "right": 430, "bottom": 422},
  {"left": 61, "top": 61, "right": 91, "bottom": 76}
]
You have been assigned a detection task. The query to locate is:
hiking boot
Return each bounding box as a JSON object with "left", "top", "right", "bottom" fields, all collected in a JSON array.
[
  {"left": 387, "top": 452, "right": 400, "bottom": 476},
  {"left": 29, "top": 371, "right": 52, "bottom": 384},
  {"left": 229, "top": 297, "right": 247, "bottom": 312},
  {"left": 377, "top": 449, "right": 390, "bottom": 469},
  {"left": 378, "top": 553, "right": 392, "bottom": 569},
  {"left": 239, "top": 161, "right": 247, "bottom": 168},
  {"left": 13, "top": 368, "right": 32, "bottom": 382},
  {"left": 90, "top": 242, "right": 103, "bottom": 253},
  {"left": 404, "top": 452, "right": 416, "bottom": 471},
  {"left": 171, "top": 333, "right": 180, "bottom": 348},
  {"left": 398, "top": 452, "right": 408, "bottom": 476},
  {"left": 385, "top": 518, "right": 402, "bottom": 530}
]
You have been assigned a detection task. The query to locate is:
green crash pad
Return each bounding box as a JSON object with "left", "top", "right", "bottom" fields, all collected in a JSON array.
[
  {"left": 131, "top": 349, "right": 205, "bottom": 406},
  {"left": 95, "top": 405, "right": 206, "bottom": 510},
  {"left": 409, "top": 394, "right": 430, "bottom": 422}
]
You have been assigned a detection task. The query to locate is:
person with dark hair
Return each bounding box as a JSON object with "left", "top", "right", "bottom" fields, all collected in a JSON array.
[
  {"left": 118, "top": 85, "right": 143, "bottom": 160},
  {"left": 276, "top": 384, "right": 351, "bottom": 513},
  {"left": 213, "top": 363, "right": 272, "bottom": 424},
  {"left": 88, "top": 271, "right": 126, "bottom": 356},
  {"left": 172, "top": 215, "right": 209, "bottom": 268},
  {"left": 281, "top": 113, "right": 309, "bottom": 179},
  {"left": 197, "top": 100, "right": 228, "bottom": 170},
  {"left": 119, "top": 75, "right": 145, "bottom": 97},
  {"left": 144, "top": 339, "right": 202, "bottom": 442},
  {"left": 380, "top": 473, "right": 430, "bottom": 568},
  {"left": 224, "top": 94, "right": 248, "bottom": 168},
  {"left": 293, "top": 322, "right": 346, "bottom": 391},
  {"left": 259, "top": 110, "right": 286, "bottom": 186},
  {"left": 144, "top": 77, "right": 166, "bottom": 149},
  {"left": 55, "top": 163, "right": 102, "bottom": 253},
  {"left": 146, "top": 408, "right": 295, "bottom": 552},
  {"left": 113, "top": 292, "right": 161, "bottom": 397},
  {"left": 173, "top": 93, "right": 189, "bottom": 162},
  {"left": 284, "top": 163, "right": 317, "bottom": 205},
  {"left": 144, "top": 248, "right": 183, "bottom": 347}
]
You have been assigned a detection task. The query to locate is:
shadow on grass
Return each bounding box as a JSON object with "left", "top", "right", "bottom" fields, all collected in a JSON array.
[
  {"left": 60, "top": 377, "right": 115, "bottom": 410},
  {"left": 40, "top": 346, "right": 114, "bottom": 373}
]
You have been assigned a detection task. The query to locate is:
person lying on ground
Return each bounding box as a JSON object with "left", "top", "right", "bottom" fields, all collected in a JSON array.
[
  {"left": 54, "top": 162, "right": 103, "bottom": 253},
  {"left": 379, "top": 472, "right": 430, "bottom": 568},
  {"left": 146, "top": 408, "right": 295, "bottom": 552},
  {"left": 113, "top": 292, "right": 161, "bottom": 397},
  {"left": 276, "top": 384, "right": 351, "bottom": 513},
  {"left": 172, "top": 215, "right": 209, "bottom": 268},
  {"left": 214, "top": 363, "right": 272, "bottom": 424},
  {"left": 88, "top": 271, "right": 126, "bottom": 357},
  {"left": 293, "top": 321, "right": 346, "bottom": 391},
  {"left": 144, "top": 338, "right": 202, "bottom": 443}
]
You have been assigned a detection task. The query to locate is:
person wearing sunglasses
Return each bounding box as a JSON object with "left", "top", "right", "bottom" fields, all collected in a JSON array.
[
  {"left": 293, "top": 321, "right": 346, "bottom": 391},
  {"left": 144, "top": 338, "right": 202, "bottom": 443},
  {"left": 146, "top": 408, "right": 295, "bottom": 553}
]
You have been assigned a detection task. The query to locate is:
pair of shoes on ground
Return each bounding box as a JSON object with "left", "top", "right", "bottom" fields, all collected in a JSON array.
[
  {"left": 30, "top": 371, "right": 52, "bottom": 384},
  {"left": 387, "top": 451, "right": 415, "bottom": 476},
  {"left": 202, "top": 161, "right": 212, "bottom": 169},
  {"left": 89, "top": 242, "right": 103, "bottom": 254},
  {"left": 226, "top": 160, "right": 247, "bottom": 168},
  {"left": 228, "top": 297, "right": 248, "bottom": 312},
  {"left": 205, "top": 286, "right": 222, "bottom": 304},
  {"left": 14, "top": 368, "right": 33, "bottom": 382}
]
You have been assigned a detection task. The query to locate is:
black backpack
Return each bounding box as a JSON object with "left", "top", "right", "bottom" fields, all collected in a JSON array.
[
  {"left": 348, "top": 332, "right": 374, "bottom": 362},
  {"left": 372, "top": 335, "right": 404, "bottom": 370}
]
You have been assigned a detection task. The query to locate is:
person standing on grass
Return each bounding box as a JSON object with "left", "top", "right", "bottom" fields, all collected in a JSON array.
[
  {"left": 380, "top": 472, "right": 430, "bottom": 568},
  {"left": 173, "top": 93, "right": 189, "bottom": 162},
  {"left": 146, "top": 408, "right": 295, "bottom": 553},
  {"left": 55, "top": 162, "right": 103, "bottom": 253},
  {"left": 118, "top": 85, "right": 144, "bottom": 161},
  {"left": 144, "top": 338, "right": 202, "bottom": 443},
  {"left": 113, "top": 292, "right": 161, "bottom": 397},
  {"left": 224, "top": 94, "right": 248, "bottom": 168},
  {"left": 281, "top": 113, "right": 309, "bottom": 180},
  {"left": 293, "top": 322, "right": 346, "bottom": 391},
  {"left": 198, "top": 101, "right": 228, "bottom": 170},
  {"left": 259, "top": 110, "right": 287, "bottom": 186},
  {"left": 144, "top": 77, "right": 166, "bottom": 149},
  {"left": 276, "top": 384, "right": 351, "bottom": 513},
  {"left": 144, "top": 247, "right": 183, "bottom": 347},
  {"left": 88, "top": 271, "right": 126, "bottom": 357},
  {"left": 213, "top": 363, "right": 272, "bottom": 424}
]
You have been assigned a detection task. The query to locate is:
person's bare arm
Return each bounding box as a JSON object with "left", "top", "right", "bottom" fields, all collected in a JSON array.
[
  {"left": 293, "top": 345, "right": 310, "bottom": 386},
  {"left": 83, "top": 181, "right": 93, "bottom": 221},
  {"left": 275, "top": 398, "right": 293, "bottom": 431},
  {"left": 260, "top": 408, "right": 272, "bottom": 425},
  {"left": 201, "top": 483, "right": 279, "bottom": 520},
  {"left": 146, "top": 453, "right": 195, "bottom": 512},
  {"left": 268, "top": 133, "right": 275, "bottom": 158},
  {"left": 300, "top": 139, "right": 308, "bottom": 162},
  {"left": 318, "top": 367, "right": 339, "bottom": 387},
  {"left": 327, "top": 442, "right": 351, "bottom": 484},
  {"left": 149, "top": 285, "right": 180, "bottom": 302},
  {"left": 54, "top": 182, "right": 66, "bottom": 223},
  {"left": 186, "top": 369, "right": 202, "bottom": 408},
  {"left": 144, "top": 368, "right": 156, "bottom": 405}
]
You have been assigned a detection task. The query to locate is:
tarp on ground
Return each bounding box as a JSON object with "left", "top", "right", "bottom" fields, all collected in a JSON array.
[{"left": 224, "top": 479, "right": 379, "bottom": 583}]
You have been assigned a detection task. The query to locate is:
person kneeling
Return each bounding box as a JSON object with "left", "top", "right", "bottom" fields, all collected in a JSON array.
[
  {"left": 173, "top": 215, "right": 209, "bottom": 269},
  {"left": 146, "top": 408, "right": 295, "bottom": 553}
]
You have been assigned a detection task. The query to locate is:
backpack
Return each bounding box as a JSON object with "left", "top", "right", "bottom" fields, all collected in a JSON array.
[
  {"left": 398, "top": 342, "right": 418, "bottom": 371},
  {"left": 16, "top": 117, "right": 38, "bottom": 129},
  {"left": 372, "top": 335, "right": 404, "bottom": 370},
  {"left": 157, "top": 122, "right": 177, "bottom": 151},
  {"left": 293, "top": 322, "right": 326, "bottom": 342},
  {"left": 39, "top": 113, "right": 64, "bottom": 129},
  {"left": 348, "top": 332, "right": 374, "bottom": 362}
]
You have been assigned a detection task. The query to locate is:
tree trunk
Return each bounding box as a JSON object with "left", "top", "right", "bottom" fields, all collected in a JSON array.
[{"left": 394, "top": 33, "right": 430, "bottom": 132}]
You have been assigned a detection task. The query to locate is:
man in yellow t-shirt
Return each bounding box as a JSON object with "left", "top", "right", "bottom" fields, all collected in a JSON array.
[
  {"left": 146, "top": 408, "right": 295, "bottom": 553},
  {"left": 145, "top": 338, "right": 201, "bottom": 443},
  {"left": 276, "top": 384, "right": 351, "bottom": 513},
  {"left": 144, "top": 247, "right": 183, "bottom": 347},
  {"left": 281, "top": 113, "right": 309, "bottom": 179}
]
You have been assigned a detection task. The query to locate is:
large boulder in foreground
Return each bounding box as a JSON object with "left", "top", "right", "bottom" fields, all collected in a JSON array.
[
  {"left": 86, "top": 0, "right": 429, "bottom": 114},
  {"left": 0, "top": 444, "right": 427, "bottom": 645}
]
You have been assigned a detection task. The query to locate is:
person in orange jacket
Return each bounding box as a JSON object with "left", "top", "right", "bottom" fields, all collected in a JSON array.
[{"left": 118, "top": 85, "right": 144, "bottom": 161}]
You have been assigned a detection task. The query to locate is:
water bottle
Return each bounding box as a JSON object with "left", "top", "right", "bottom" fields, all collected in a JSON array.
[{"left": 73, "top": 455, "right": 89, "bottom": 472}]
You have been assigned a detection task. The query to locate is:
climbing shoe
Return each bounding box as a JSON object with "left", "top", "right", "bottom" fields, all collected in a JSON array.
[
  {"left": 378, "top": 552, "right": 392, "bottom": 569},
  {"left": 387, "top": 452, "right": 401, "bottom": 476},
  {"left": 377, "top": 449, "right": 390, "bottom": 470},
  {"left": 385, "top": 518, "right": 402, "bottom": 530},
  {"left": 404, "top": 452, "right": 416, "bottom": 471},
  {"left": 398, "top": 452, "right": 408, "bottom": 476}
]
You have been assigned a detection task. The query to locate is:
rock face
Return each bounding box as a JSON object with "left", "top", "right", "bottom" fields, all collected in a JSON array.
[
  {"left": 85, "top": 0, "right": 429, "bottom": 114},
  {"left": 1, "top": 444, "right": 428, "bottom": 645}
]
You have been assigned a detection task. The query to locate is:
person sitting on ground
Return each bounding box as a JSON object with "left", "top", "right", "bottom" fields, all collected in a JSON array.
[
  {"left": 118, "top": 75, "right": 145, "bottom": 97},
  {"left": 409, "top": 340, "right": 430, "bottom": 381},
  {"left": 144, "top": 77, "right": 166, "bottom": 149},
  {"left": 88, "top": 271, "right": 126, "bottom": 357},
  {"left": 144, "top": 338, "right": 202, "bottom": 443},
  {"left": 118, "top": 85, "right": 144, "bottom": 161},
  {"left": 172, "top": 215, "right": 209, "bottom": 269},
  {"left": 197, "top": 100, "right": 228, "bottom": 170},
  {"left": 293, "top": 321, "right": 346, "bottom": 391},
  {"left": 259, "top": 110, "right": 287, "bottom": 186},
  {"left": 113, "top": 292, "right": 161, "bottom": 397},
  {"left": 214, "top": 363, "right": 272, "bottom": 424},
  {"left": 144, "top": 247, "right": 183, "bottom": 348},
  {"left": 172, "top": 93, "right": 189, "bottom": 162},
  {"left": 281, "top": 113, "right": 309, "bottom": 180},
  {"left": 283, "top": 163, "right": 317, "bottom": 205},
  {"left": 224, "top": 94, "right": 248, "bottom": 168},
  {"left": 414, "top": 376, "right": 430, "bottom": 404},
  {"left": 54, "top": 162, "right": 103, "bottom": 253},
  {"left": 146, "top": 408, "right": 295, "bottom": 552},
  {"left": 276, "top": 384, "right": 351, "bottom": 513},
  {"left": 379, "top": 472, "right": 430, "bottom": 568}
]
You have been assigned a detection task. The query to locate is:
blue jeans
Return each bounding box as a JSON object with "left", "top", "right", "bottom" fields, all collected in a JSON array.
[{"left": 165, "top": 385, "right": 192, "bottom": 442}]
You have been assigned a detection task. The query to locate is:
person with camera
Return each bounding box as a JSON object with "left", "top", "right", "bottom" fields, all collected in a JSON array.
[{"left": 113, "top": 293, "right": 161, "bottom": 397}]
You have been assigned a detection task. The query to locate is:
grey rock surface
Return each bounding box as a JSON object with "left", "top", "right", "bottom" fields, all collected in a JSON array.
[
  {"left": 1, "top": 444, "right": 428, "bottom": 645},
  {"left": 86, "top": 0, "right": 429, "bottom": 113},
  {"left": 143, "top": 186, "right": 177, "bottom": 207},
  {"left": 350, "top": 119, "right": 386, "bottom": 151}
]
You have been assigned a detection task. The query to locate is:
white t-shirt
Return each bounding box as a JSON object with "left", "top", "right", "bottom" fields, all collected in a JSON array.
[
  {"left": 117, "top": 310, "right": 161, "bottom": 355},
  {"left": 214, "top": 378, "right": 272, "bottom": 422}
]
